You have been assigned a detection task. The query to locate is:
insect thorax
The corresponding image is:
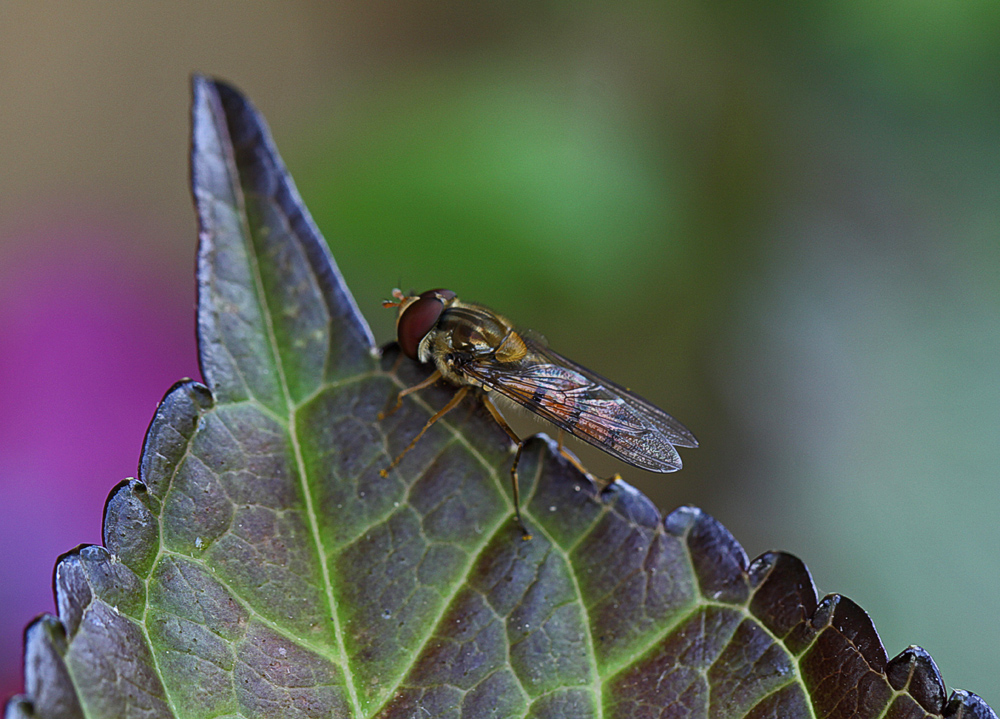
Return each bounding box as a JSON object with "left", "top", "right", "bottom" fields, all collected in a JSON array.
[{"left": 421, "top": 302, "right": 527, "bottom": 385}]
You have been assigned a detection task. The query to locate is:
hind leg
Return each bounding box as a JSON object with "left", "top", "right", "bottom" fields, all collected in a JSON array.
[{"left": 556, "top": 430, "right": 621, "bottom": 488}]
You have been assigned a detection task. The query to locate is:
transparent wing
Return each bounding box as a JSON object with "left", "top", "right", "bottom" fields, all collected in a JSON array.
[
  {"left": 460, "top": 344, "right": 695, "bottom": 472},
  {"left": 527, "top": 340, "right": 699, "bottom": 449}
]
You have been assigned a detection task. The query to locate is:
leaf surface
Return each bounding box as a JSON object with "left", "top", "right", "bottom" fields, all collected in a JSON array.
[{"left": 6, "top": 77, "right": 995, "bottom": 719}]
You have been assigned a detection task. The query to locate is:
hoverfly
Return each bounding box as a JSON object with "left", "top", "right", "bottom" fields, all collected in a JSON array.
[{"left": 379, "top": 288, "right": 698, "bottom": 539}]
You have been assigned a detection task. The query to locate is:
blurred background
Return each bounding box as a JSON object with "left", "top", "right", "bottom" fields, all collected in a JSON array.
[{"left": 1, "top": 0, "right": 998, "bottom": 707}]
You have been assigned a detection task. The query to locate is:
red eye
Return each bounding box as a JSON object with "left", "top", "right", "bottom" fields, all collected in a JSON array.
[
  {"left": 398, "top": 293, "right": 446, "bottom": 360},
  {"left": 421, "top": 288, "right": 455, "bottom": 302},
  {"left": 396, "top": 289, "right": 456, "bottom": 360}
]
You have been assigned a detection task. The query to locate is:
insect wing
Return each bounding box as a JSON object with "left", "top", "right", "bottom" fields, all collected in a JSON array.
[
  {"left": 460, "top": 349, "right": 689, "bottom": 472},
  {"left": 527, "top": 340, "right": 699, "bottom": 449}
]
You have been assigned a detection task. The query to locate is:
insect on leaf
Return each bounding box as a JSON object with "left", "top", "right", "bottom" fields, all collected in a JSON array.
[{"left": 5, "top": 77, "right": 996, "bottom": 719}]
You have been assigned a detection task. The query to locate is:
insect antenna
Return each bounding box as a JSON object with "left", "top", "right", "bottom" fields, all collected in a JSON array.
[{"left": 382, "top": 287, "right": 406, "bottom": 308}]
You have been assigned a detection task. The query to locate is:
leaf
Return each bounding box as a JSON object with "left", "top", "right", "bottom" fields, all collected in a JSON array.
[{"left": 5, "top": 77, "right": 996, "bottom": 719}]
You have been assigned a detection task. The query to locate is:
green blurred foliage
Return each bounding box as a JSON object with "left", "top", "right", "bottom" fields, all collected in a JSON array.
[{"left": 292, "top": 72, "right": 686, "bottom": 319}]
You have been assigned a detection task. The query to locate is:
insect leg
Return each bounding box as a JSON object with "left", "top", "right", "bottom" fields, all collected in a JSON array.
[
  {"left": 378, "top": 369, "right": 443, "bottom": 420},
  {"left": 555, "top": 431, "right": 621, "bottom": 488},
  {"left": 481, "top": 393, "right": 532, "bottom": 541},
  {"left": 381, "top": 385, "right": 468, "bottom": 477}
]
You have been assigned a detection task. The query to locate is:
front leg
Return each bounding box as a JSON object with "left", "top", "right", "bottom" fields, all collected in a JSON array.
[
  {"left": 380, "top": 384, "right": 469, "bottom": 477},
  {"left": 377, "top": 369, "right": 442, "bottom": 421}
]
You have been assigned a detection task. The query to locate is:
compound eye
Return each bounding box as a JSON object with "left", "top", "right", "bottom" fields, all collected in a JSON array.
[
  {"left": 397, "top": 295, "right": 445, "bottom": 360},
  {"left": 419, "top": 288, "right": 455, "bottom": 302}
]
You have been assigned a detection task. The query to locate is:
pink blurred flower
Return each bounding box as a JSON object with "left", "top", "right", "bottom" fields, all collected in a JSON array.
[{"left": 0, "top": 218, "right": 198, "bottom": 698}]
